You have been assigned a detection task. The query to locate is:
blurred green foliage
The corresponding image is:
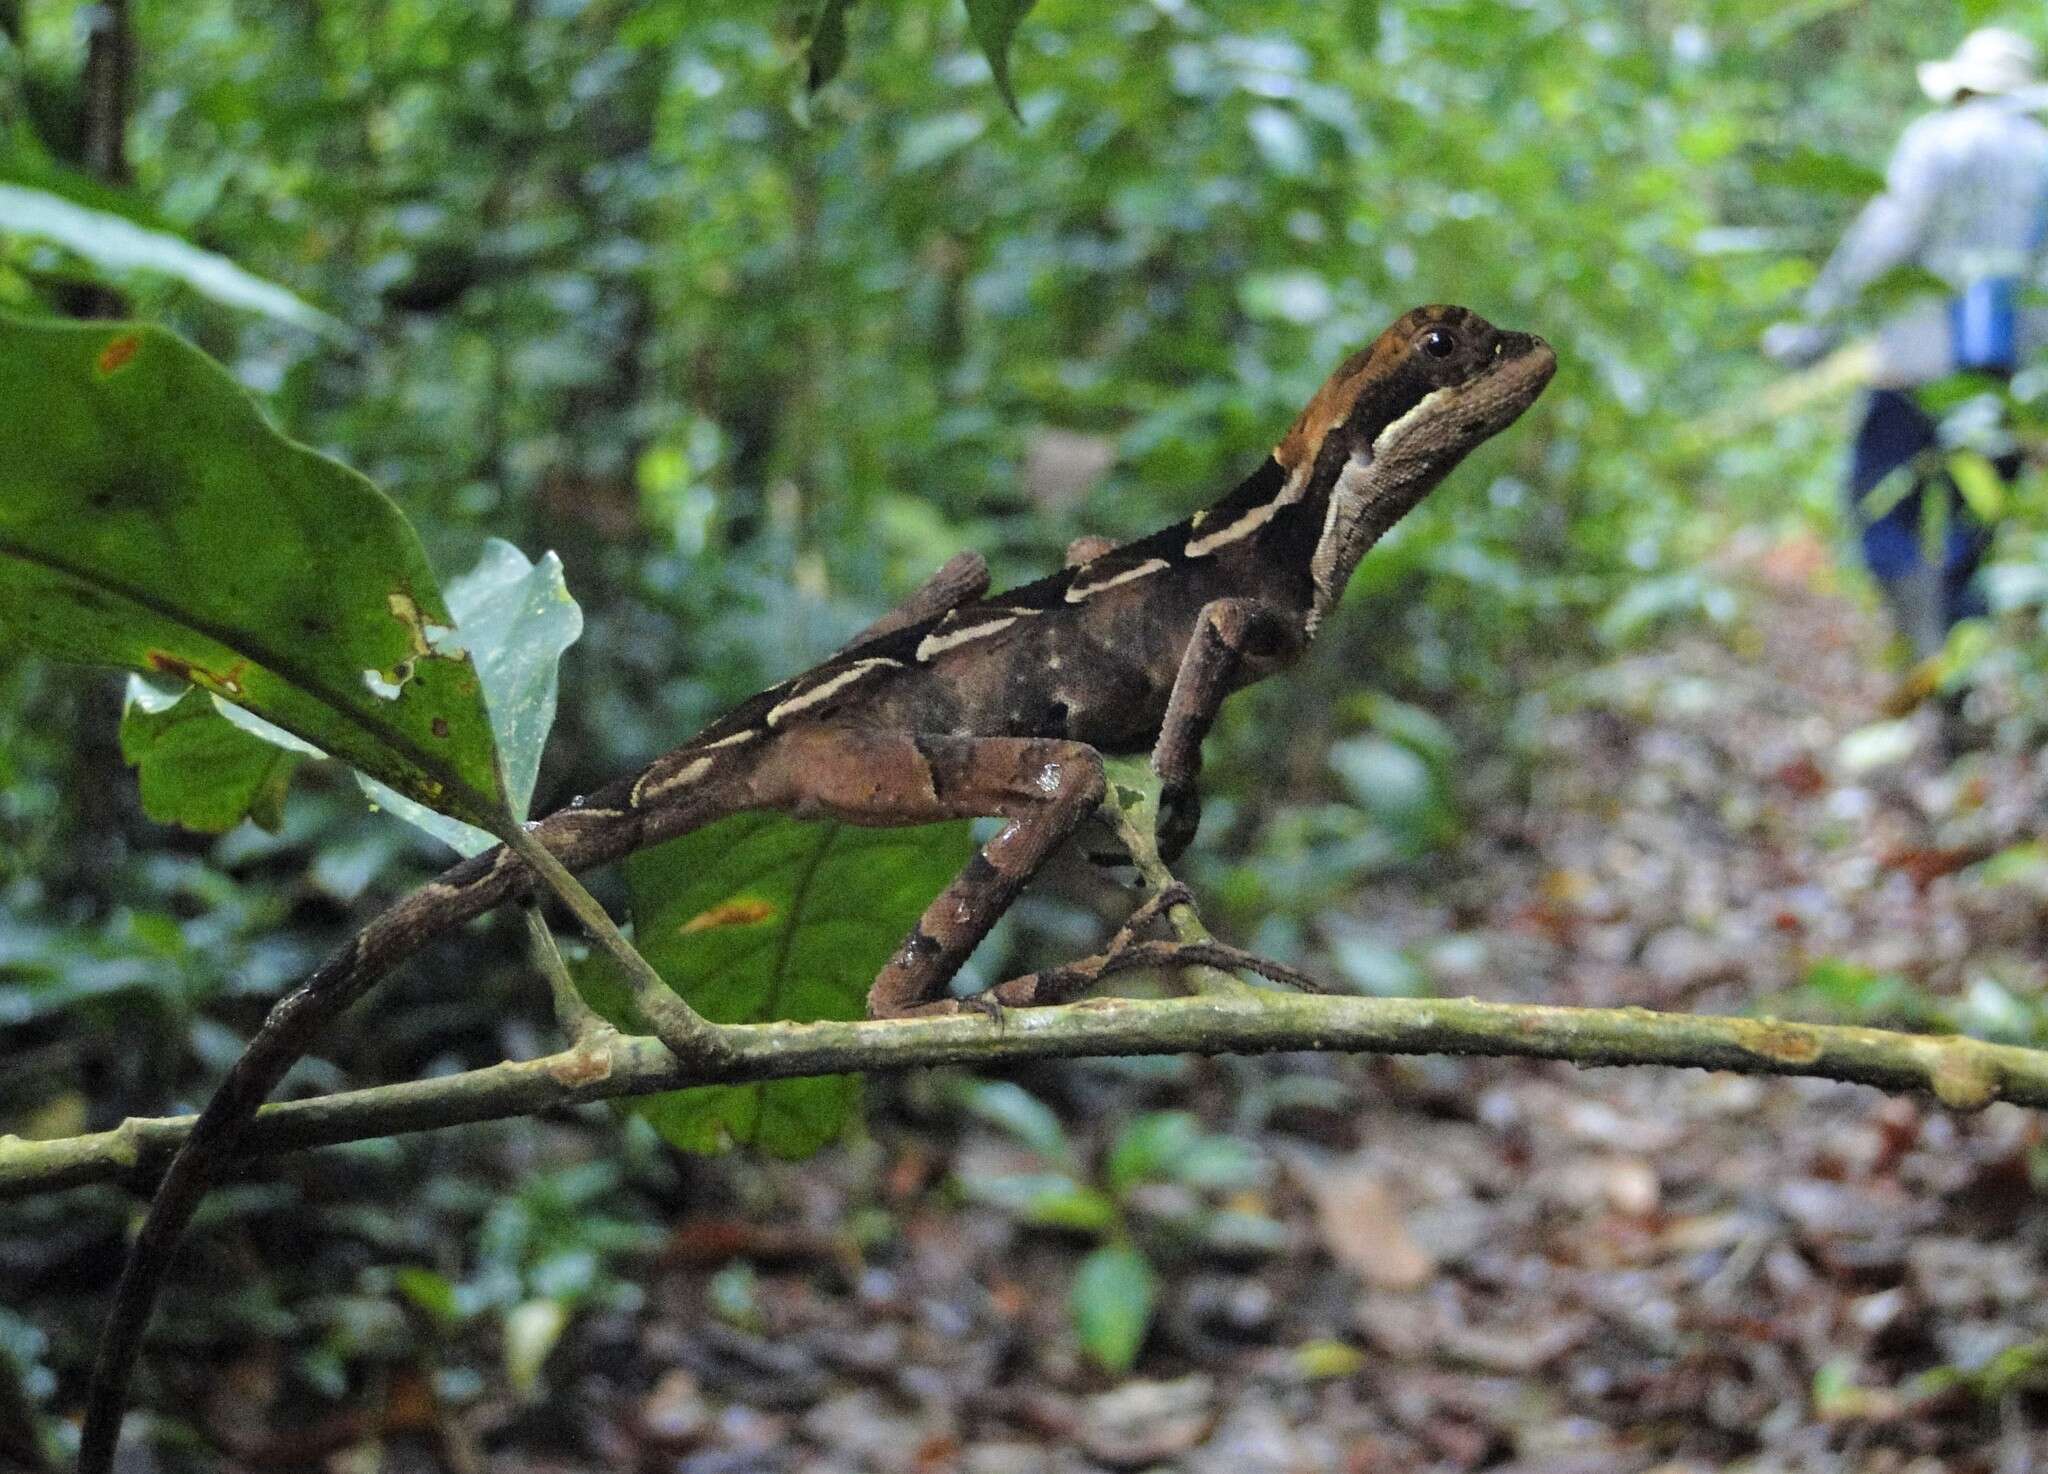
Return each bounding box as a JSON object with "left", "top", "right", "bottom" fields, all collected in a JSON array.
[
  {"left": 950, "top": 1078, "right": 1272, "bottom": 1371},
  {"left": 7, "top": 0, "right": 2048, "bottom": 1446}
]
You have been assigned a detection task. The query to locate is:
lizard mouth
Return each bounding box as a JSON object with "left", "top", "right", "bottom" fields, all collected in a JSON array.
[
  {"left": 1485, "top": 330, "right": 1557, "bottom": 397},
  {"left": 1444, "top": 329, "right": 1557, "bottom": 440},
  {"left": 1373, "top": 327, "right": 1555, "bottom": 469}
]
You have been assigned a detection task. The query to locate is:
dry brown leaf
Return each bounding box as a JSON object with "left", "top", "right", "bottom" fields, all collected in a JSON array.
[{"left": 1294, "top": 1161, "right": 1435, "bottom": 1291}]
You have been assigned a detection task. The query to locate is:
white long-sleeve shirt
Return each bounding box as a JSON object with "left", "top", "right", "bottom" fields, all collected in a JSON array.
[{"left": 1807, "top": 94, "right": 2048, "bottom": 383}]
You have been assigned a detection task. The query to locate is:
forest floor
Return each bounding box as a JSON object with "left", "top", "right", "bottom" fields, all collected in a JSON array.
[{"left": 119, "top": 533, "right": 2048, "bottom": 1474}]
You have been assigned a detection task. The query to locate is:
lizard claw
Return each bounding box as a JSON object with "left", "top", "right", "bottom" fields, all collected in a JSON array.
[{"left": 961, "top": 992, "right": 1009, "bottom": 1026}]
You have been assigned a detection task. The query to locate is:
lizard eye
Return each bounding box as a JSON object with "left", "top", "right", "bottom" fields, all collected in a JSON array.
[{"left": 1418, "top": 328, "right": 1458, "bottom": 359}]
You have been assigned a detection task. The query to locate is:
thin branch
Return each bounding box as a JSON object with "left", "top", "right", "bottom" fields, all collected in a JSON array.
[
  {"left": 1100, "top": 776, "right": 1257, "bottom": 999},
  {"left": 491, "top": 819, "right": 727, "bottom": 1063},
  {"left": 5, "top": 990, "right": 2041, "bottom": 1199},
  {"left": 523, "top": 904, "right": 609, "bottom": 1046}
]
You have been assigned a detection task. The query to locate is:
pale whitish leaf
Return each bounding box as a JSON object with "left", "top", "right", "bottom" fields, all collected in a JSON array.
[
  {"left": 1071, "top": 1244, "right": 1156, "bottom": 1374},
  {"left": 357, "top": 776, "right": 498, "bottom": 856},
  {"left": 502, "top": 1298, "right": 568, "bottom": 1399},
  {"left": 434, "top": 538, "right": 583, "bottom": 820},
  {"left": 1246, "top": 105, "right": 1312, "bottom": 176},
  {"left": 209, "top": 696, "right": 329, "bottom": 758},
  {"left": 240, "top": 537, "right": 581, "bottom": 855},
  {"left": 1326, "top": 928, "right": 1428, "bottom": 997},
  {"left": 1238, "top": 268, "right": 1333, "bottom": 325},
  {"left": 1835, "top": 719, "right": 1919, "bottom": 777},
  {"left": 1954, "top": 976, "right": 2035, "bottom": 1042},
  {"left": 0, "top": 184, "right": 349, "bottom": 339},
  {"left": 1328, "top": 735, "right": 1435, "bottom": 826}
]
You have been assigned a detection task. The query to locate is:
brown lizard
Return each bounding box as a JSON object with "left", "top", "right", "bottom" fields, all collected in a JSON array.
[{"left": 79, "top": 303, "right": 1554, "bottom": 1469}]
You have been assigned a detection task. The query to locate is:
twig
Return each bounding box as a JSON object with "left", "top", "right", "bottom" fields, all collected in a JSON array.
[
  {"left": 522, "top": 904, "right": 610, "bottom": 1046},
  {"left": 1098, "top": 774, "right": 1260, "bottom": 999},
  {"left": 491, "top": 820, "right": 727, "bottom": 1064},
  {"left": 6, "top": 990, "right": 2042, "bottom": 1198}
]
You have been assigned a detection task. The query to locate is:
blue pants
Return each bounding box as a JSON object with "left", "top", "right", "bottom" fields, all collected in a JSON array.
[{"left": 1847, "top": 389, "right": 1996, "bottom": 653}]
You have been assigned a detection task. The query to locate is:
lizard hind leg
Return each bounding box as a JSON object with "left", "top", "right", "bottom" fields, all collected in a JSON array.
[
  {"left": 836, "top": 550, "right": 990, "bottom": 653},
  {"left": 743, "top": 727, "right": 1107, "bottom": 1018}
]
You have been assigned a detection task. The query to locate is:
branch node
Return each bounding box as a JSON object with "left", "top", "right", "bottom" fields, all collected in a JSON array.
[{"left": 1929, "top": 1044, "right": 2000, "bottom": 1112}]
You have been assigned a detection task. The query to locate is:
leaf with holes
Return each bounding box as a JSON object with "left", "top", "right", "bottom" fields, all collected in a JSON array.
[
  {"left": 0, "top": 317, "right": 506, "bottom": 829},
  {"left": 139, "top": 538, "right": 583, "bottom": 850},
  {"left": 587, "top": 813, "right": 972, "bottom": 1157}
]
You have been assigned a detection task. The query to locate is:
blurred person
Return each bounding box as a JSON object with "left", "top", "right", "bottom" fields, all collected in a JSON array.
[{"left": 1765, "top": 27, "right": 2048, "bottom": 664}]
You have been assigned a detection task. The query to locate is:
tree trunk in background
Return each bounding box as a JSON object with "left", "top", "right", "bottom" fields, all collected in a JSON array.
[
  {"left": 62, "top": 0, "right": 135, "bottom": 901},
  {"left": 82, "top": 0, "right": 132, "bottom": 185}
]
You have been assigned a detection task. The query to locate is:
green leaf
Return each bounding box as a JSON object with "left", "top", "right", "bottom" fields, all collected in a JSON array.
[
  {"left": 963, "top": 0, "right": 1037, "bottom": 118},
  {"left": 0, "top": 317, "right": 507, "bottom": 830},
  {"left": 169, "top": 538, "right": 583, "bottom": 852},
  {"left": 1108, "top": 1112, "right": 1261, "bottom": 1195},
  {"left": 391, "top": 1267, "right": 464, "bottom": 1328},
  {"left": 1106, "top": 1111, "right": 1200, "bottom": 1195},
  {"left": 1327, "top": 734, "right": 1453, "bottom": 852},
  {"left": 1970, "top": 842, "right": 2048, "bottom": 892},
  {"left": 1948, "top": 451, "right": 2005, "bottom": 523},
  {"left": 952, "top": 1078, "right": 1075, "bottom": 1165},
  {"left": 1797, "top": 957, "right": 1919, "bottom": 1021},
  {"left": 959, "top": 1170, "right": 1119, "bottom": 1231},
  {"left": 1071, "top": 1244, "right": 1156, "bottom": 1375},
  {"left": 1751, "top": 147, "right": 1884, "bottom": 198},
  {"left": 1326, "top": 930, "right": 1429, "bottom": 997},
  {"left": 594, "top": 812, "right": 972, "bottom": 1157},
  {"left": 1353, "top": 693, "right": 1457, "bottom": 775},
  {"left": 808, "top": 0, "right": 854, "bottom": 91},
  {"left": 707, "top": 1261, "right": 765, "bottom": 1330},
  {"left": 1344, "top": 0, "right": 1380, "bottom": 51},
  {"left": 118, "top": 675, "right": 301, "bottom": 833},
  {"left": 0, "top": 184, "right": 349, "bottom": 339}
]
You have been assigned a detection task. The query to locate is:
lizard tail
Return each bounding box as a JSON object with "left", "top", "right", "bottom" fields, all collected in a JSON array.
[{"left": 77, "top": 779, "right": 724, "bottom": 1474}]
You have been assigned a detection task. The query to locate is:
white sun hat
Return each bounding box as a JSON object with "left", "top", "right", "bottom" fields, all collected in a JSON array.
[{"left": 1918, "top": 28, "right": 2040, "bottom": 103}]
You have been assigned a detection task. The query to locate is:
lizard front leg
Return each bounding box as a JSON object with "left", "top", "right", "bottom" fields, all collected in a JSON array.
[
  {"left": 744, "top": 727, "right": 1107, "bottom": 1018},
  {"left": 1152, "top": 599, "right": 1304, "bottom": 862}
]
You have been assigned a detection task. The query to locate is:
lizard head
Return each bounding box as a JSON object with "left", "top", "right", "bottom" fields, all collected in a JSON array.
[
  {"left": 1281, "top": 305, "right": 1556, "bottom": 632},
  {"left": 1275, "top": 304, "right": 1555, "bottom": 482}
]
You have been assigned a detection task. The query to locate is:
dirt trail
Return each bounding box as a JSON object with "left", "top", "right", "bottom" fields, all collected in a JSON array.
[{"left": 1302, "top": 530, "right": 2048, "bottom": 1472}]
